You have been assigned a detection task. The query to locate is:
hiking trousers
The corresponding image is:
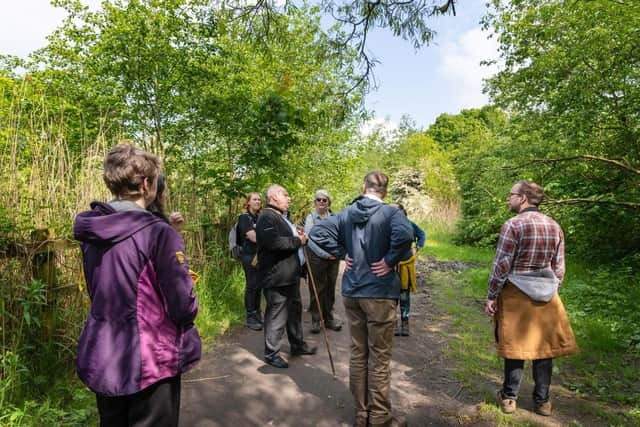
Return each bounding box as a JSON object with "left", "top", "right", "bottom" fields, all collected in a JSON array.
[
  {"left": 343, "top": 296, "right": 397, "bottom": 426},
  {"left": 241, "top": 253, "right": 262, "bottom": 317},
  {"left": 307, "top": 250, "right": 340, "bottom": 323}
]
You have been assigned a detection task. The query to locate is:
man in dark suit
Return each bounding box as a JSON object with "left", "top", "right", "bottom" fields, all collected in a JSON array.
[{"left": 256, "top": 184, "right": 317, "bottom": 369}]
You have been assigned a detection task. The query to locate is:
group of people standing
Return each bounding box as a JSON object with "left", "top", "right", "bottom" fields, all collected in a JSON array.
[
  {"left": 231, "top": 173, "right": 422, "bottom": 426},
  {"left": 73, "top": 142, "right": 578, "bottom": 427}
]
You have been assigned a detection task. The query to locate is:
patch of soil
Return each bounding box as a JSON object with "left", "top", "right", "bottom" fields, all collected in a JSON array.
[{"left": 420, "top": 254, "right": 483, "bottom": 274}]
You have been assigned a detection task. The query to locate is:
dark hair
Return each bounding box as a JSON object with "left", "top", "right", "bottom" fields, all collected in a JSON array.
[
  {"left": 103, "top": 143, "right": 161, "bottom": 198},
  {"left": 148, "top": 174, "right": 169, "bottom": 223},
  {"left": 243, "top": 192, "right": 262, "bottom": 213},
  {"left": 516, "top": 180, "right": 544, "bottom": 206},
  {"left": 363, "top": 171, "right": 388, "bottom": 194}
]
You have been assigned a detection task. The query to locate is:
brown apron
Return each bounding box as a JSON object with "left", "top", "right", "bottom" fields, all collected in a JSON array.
[{"left": 495, "top": 282, "right": 579, "bottom": 360}]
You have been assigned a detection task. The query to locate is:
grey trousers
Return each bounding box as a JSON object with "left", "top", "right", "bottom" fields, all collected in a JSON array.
[{"left": 263, "top": 283, "right": 305, "bottom": 360}]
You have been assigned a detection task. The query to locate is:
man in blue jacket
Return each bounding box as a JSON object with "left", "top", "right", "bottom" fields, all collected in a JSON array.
[{"left": 310, "top": 172, "right": 413, "bottom": 427}]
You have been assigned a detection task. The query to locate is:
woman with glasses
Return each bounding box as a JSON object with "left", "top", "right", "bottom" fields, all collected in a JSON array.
[{"left": 303, "top": 189, "right": 342, "bottom": 333}]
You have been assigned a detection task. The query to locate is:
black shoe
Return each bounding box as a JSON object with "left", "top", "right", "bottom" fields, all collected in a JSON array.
[
  {"left": 394, "top": 322, "right": 402, "bottom": 336},
  {"left": 310, "top": 320, "right": 321, "bottom": 334},
  {"left": 291, "top": 343, "right": 317, "bottom": 356},
  {"left": 265, "top": 355, "right": 288, "bottom": 368},
  {"left": 400, "top": 319, "right": 409, "bottom": 336},
  {"left": 325, "top": 319, "right": 342, "bottom": 331},
  {"left": 246, "top": 317, "right": 262, "bottom": 331}
]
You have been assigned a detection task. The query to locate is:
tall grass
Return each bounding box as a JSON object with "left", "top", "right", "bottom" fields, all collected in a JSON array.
[{"left": 0, "top": 76, "right": 245, "bottom": 425}]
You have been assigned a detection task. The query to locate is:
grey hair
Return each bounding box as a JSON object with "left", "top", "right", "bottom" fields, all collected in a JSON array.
[
  {"left": 314, "top": 189, "right": 331, "bottom": 206},
  {"left": 265, "top": 184, "right": 285, "bottom": 202}
]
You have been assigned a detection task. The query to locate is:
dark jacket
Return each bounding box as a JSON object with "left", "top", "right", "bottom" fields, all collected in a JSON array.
[
  {"left": 74, "top": 201, "right": 201, "bottom": 396},
  {"left": 256, "top": 205, "right": 303, "bottom": 288},
  {"left": 237, "top": 211, "right": 258, "bottom": 255},
  {"left": 309, "top": 196, "right": 414, "bottom": 299}
]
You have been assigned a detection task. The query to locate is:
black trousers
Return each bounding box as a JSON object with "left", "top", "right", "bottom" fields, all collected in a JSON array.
[
  {"left": 96, "top": 375, "right": 181, "bottom": 427},
  {"left": 241, "top": 253, "right": 262, "bottom": 316},
  {"left": 264, "top": 283, "right": 305, "bottom": 360},
  {"left": 307, "top": 250, "right": 340, "bottom": 323},
  {"left": 502, "top": 358, "right": 552, "bottom": 404}
]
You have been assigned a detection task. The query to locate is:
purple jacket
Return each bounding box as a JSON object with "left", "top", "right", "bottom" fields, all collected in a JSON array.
[{"left": 74, "top": 201, "right": 201, "bottom": 396}]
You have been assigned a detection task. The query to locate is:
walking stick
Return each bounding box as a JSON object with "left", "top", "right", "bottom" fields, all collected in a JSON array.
[{"left": 303, "top": 245, "right": 336, "bottom": 377}]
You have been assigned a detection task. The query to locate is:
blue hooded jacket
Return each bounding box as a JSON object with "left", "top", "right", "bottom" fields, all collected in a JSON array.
[{"left": 309, "top": 196, "right": 414, "bottom": 299}]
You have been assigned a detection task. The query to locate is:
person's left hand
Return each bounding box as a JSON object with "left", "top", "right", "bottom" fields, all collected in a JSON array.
[
  {"left": 411, "top": 247, "right": 417, "bottom": 256},
  {"left": 371, "top": 258, "right": 392, "bottom": 277},
  {"left": 297, "top": 230, "right": 308, "bottom": 246},
  {"left": 170, "top": 212, "right": 185, "bottom": 232},
  {"left": 484, "top": 299, "right": 497, "bottom": 317}
]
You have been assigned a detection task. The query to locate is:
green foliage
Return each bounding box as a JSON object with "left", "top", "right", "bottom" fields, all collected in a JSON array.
[
  {"left": 481, "top": 0, "right": 640, "bottom": 261},
  {"left": 426, "top": 106, "right": 512, "bottom": 246},
  {"left": 191, "top": 243, "right": 247, "bottom": 340}
]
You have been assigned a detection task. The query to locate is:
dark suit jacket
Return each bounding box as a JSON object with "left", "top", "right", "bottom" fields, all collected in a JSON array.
[{"left": 256, "top": 205, "right": 302, "bottom": 288}]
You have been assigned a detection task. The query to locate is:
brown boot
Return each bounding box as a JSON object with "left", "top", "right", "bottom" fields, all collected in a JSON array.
[
  {"left": 496, "top": 390, "right": 516, "bottom": 414},
  {"left": 534, "top": 401, "right": 552, "bottom": 416}
]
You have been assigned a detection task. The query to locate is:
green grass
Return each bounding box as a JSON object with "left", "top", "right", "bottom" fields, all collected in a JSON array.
[
  {"left": 424, "top": 232, "right": 640, "bottom": 426},
  {"left": 194, "top": 260, "right": 246, "bottom": 342}
]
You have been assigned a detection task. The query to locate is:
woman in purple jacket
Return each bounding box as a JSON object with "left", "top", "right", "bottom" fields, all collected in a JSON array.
[{"left": 74, "top": 144, "right": 201, "bottom": 427}]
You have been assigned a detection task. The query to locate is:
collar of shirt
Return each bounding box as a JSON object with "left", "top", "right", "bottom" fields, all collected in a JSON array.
[
  {"left": 519, "top": 206, "right": 540, "bottom": 214},
  {"left": 266, "top": 204, "right": 284, "bottom": 215},
  {"left": 312, "top": 209, "right": 332, "bottom": 220},
  {"left": 363, "top": 193, "right": 383, "bottom": 203}
]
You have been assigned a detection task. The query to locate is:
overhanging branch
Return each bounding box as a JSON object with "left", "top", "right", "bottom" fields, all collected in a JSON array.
[
  {"left": 544, "top": 198, "right": 640, "bottom": 210},
  {"left": 505, "top": 154, "right": 640, "bottom": 176}
]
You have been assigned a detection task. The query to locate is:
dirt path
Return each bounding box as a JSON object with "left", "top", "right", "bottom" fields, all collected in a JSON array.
[{"left": 180, "top": 260, "right": 605, "bottom": 426}]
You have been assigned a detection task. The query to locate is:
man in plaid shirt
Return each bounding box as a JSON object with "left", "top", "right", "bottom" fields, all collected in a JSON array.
[{"left": 485, "top": 180, "right": 578, "bottom": 417}]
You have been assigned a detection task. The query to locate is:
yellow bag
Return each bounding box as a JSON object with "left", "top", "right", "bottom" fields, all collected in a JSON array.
[{"left": 398, "top": 253, "right": 417, "bottom": 293}]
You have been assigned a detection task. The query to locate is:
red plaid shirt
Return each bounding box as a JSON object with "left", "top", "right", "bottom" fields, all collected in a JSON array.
[{"left": 488, "top": 208, "right": 565, "bottom": 300}]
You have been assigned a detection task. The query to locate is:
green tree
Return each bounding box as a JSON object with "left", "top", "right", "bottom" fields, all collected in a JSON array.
[{"left": 483, "top": 0, "right": 640, "bottom": 259}]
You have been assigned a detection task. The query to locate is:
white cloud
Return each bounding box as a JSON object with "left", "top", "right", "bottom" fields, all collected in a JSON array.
[
  {"left": 359, "top": 117, "right": 399, "bottom": 139},
  {"left": 0, "top": 1, "right": 102, "bottom": 58},
  {"left": 436, "top": 27, "right": 502, "bottom": 109}
]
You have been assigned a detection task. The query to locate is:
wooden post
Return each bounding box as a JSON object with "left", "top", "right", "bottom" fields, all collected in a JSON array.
[{"left": 31, "top": 228, "right": 58, "bottom": 288}]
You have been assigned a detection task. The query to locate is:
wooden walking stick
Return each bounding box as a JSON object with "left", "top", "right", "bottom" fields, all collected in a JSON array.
[{"left": 303, "top": 245, "right": 336, "bottom": 377}]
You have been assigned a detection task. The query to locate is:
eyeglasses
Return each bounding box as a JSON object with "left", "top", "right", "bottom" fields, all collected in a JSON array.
[{"left": 315, "top": 198, "right": 328, "bottom": 203}]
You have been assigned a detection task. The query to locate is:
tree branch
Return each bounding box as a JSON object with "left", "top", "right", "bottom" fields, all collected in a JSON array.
[
  {"left": 544, "top": 198, "right": 640, "bottom": 210},
  {"left": 505, "top": 154, "right": 640, "bottom": 176}
]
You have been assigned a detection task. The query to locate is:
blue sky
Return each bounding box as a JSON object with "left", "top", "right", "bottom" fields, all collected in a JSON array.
[
  {"left": 0, "top": 0, "right": 501, "bottom": 130},
  {"left": 363, "top": 1, "right": 501, "bottom": 130}
]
